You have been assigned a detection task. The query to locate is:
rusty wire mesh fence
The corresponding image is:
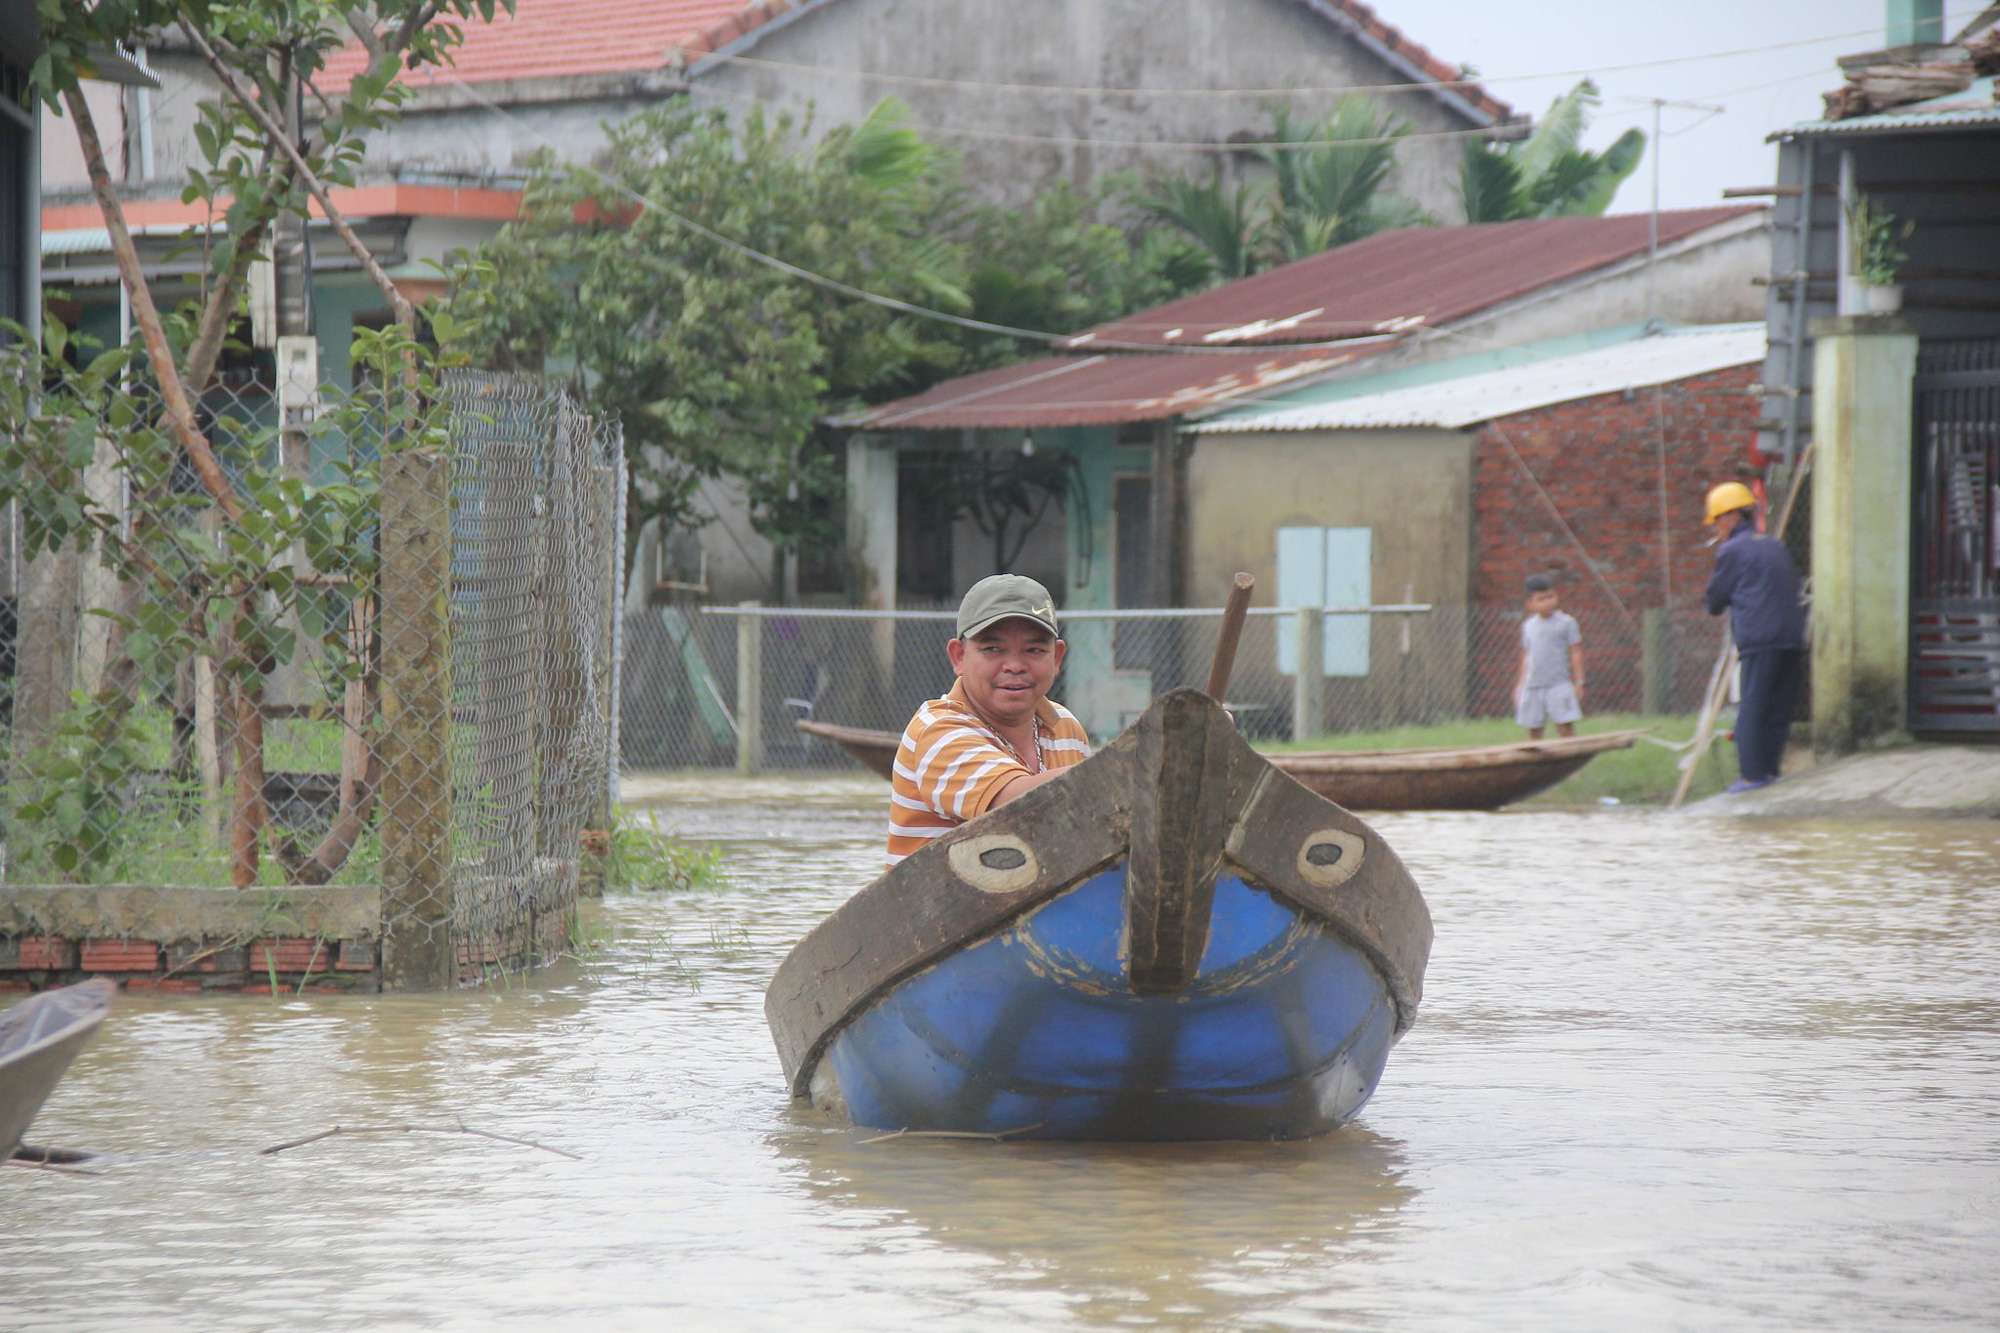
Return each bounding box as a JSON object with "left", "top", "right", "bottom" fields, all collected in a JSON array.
[
  {"left": 0, "top": 368, "right": 621, "bottom": 989},
  {"left": 615, "top": 600, "right": 1729, "bottom": 772}
]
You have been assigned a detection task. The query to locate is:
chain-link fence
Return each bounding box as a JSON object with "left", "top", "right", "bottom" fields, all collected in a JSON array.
[
  {"left": 616, "top": 599, "right": 1729, "bottom": 771},
  {"left": 0, "top": 367, "right": 621, "bottom": 990}
]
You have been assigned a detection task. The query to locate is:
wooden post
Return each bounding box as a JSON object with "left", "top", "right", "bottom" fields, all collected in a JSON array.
[
  {"left": 377, "top": 450, "right": 455, "bottom": 990},
  {"left": 1292, "top": 605, "right": 1325, "bottom": 742},
  {"left": 736, "top": 601, "right": 762, "bottom": 776},
  {"left": 1642, "top": 607, "right": 1672, "bottom": 715}
]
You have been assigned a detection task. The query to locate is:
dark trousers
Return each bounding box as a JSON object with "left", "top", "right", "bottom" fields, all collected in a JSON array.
[{"left": 1736, "top": 648, "right": 1803, "bottom": 783}]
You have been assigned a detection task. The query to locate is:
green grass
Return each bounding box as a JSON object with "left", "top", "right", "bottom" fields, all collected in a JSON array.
[
  {"left": 1258, "top": 712, "right": 1737, "bottom": 807},
  {"left": 121, "top": 706, "right": 348, "bottom": 773}
]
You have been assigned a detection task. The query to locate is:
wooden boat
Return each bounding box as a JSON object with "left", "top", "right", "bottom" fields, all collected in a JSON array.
[
  {"left": 796, "top": 717, "right": 1639, "bottom": 811},
  {"left": 1272, "top": 730, "right": 1642, "bottom": 811},
  {"left": 0, "top": 979, "right": 115, "bottom": 1157},
  {"left": 767, "top": 689, "right": 1431, "bottom": 1141},
  {"left": 794, "top": 718, "right": 900, "bottom": 780}
]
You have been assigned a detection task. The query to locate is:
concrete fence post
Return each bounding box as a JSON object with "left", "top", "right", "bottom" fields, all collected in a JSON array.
[
  {"left": 736, "top": 601, "right": 763, "bottom": 776},
  {"left": 377, "top": 449, "right": 455, "bottom": 990},
  {"left": 1641, "top": 607, "right": 1672, "bottom": 715},
  {"left": 1810, "top": 315, "right": 1917, "bottom": 757},
  {"left": 1292, "top": 606, "right": 1325, "bottom": 742}
]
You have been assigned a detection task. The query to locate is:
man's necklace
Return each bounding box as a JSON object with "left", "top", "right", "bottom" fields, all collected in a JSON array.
[{"left": 991, "top": 714, "right": 1043, "bottom": 774}]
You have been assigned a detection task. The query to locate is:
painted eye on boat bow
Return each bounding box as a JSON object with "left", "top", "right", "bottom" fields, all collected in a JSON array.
[
  {"left": 1296, "top": 828, "right": 1365, "bottom": 889},
  {"left": 948, "top": 833, "right": 1042, "bottom": 893}
]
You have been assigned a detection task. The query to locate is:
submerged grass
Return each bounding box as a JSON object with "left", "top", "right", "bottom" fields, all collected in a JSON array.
[
  {"left": 1258, "top": 712, "right": 1740, "bottom": 807},
  {"left": 602, "top": 806, "right": 723, "bottom": 892}
]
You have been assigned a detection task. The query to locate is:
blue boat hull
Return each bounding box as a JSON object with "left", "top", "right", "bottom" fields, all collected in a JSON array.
[{"left": 822, "top": 867, "right": 1399, "bottom": 1141}]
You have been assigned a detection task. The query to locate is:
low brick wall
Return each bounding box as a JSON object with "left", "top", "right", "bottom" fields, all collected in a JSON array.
[{"left": 0, "top": 885, "right": 382, "bottom": 995}]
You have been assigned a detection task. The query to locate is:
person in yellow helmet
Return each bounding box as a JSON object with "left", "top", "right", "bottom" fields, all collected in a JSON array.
[{"left": 1702, "top": 481, "right": 1805, "bottom": 793}]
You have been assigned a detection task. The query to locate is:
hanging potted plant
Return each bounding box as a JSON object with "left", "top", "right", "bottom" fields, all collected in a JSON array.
[{"left": 1842, "top": 192, "right": 1914, "bottom": 315}]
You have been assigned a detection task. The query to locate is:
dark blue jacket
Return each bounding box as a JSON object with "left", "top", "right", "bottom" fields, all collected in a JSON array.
[{"left": 1704, "top": 525, "right": 1805, "bottom": 654}]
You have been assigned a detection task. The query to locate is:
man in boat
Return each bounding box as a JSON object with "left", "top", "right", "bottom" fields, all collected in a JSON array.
[
  {"left": 886, "top": 574, "right": 1093, "bottom": 866},
  {"left": 1702, "top": 480, "right": 1806, "bottom": 793}
]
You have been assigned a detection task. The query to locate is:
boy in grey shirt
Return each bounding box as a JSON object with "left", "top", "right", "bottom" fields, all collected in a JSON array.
[{"left": 1512, "top": 574, "right": 1585, "bottom": 739}]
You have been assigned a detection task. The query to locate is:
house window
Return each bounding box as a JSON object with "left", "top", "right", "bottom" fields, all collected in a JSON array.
[{"left": 1275, "top": 526, "right": 1371, "bottom": 677}]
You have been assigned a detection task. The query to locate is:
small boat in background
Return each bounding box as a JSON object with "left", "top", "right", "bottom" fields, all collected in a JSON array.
[
  {"left": 796, "top": 718, "right": 1639, "bottom": 811},
  {"left": 1272, "top": 731, "right": 1642, "bottom": 811},
  {"left": 1, "top": 979, "right": 115, "bottom": 1158},
  {"left": 768, "top": 689, "right": 1432, "bottom": 1141},
  {"left": 794, "top": 718, "right": 900, "bottom": 780}
]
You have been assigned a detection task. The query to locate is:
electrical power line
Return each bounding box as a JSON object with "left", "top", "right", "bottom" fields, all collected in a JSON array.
[
  {"left": 440, "top": 72, "right": 1434, "bottom": 354},
  {"left": 695, "top": 20, "right": 1911, "bottom": 101},
  {"left": 696, "top": 82, "right": 1581, "bottom": 153}
]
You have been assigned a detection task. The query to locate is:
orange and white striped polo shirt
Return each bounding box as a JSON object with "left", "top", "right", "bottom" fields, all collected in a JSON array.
[{"left": 886, "top": 680, "right": 1092, "bottom": 866}]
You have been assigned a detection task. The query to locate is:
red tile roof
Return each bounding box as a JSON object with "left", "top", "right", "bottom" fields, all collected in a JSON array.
[
  {"left": 1067, "top": 207, "right": 1767, "bottom": 351},
  {"left": 847, "top": 345, "right": 1390, "bottom": 431},
  {"left": 1303, "top": 0, "right": 1512, "bottom": 123},
  {"left": 318, "top": 0, "right": 809, "bottom": 91},
  {"left": 319, "top": 0, "right": 1509, "bottom": 123}
]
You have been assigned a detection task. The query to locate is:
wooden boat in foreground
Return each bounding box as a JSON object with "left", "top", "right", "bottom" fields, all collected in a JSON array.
[
  {"left": 1, "top": 979, "right": 115, "bottom": 1157},
  {"left": 796, "top": 717, "right": 1639, "bottom": 811},
  {"left": 767, "top": 689, "right": 1431, "bottom": 1141}
]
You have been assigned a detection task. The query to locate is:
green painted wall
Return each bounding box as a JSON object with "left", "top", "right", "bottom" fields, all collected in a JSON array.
[{"left": 1809, "top": 316, "right": 1917, "bottom": 756}]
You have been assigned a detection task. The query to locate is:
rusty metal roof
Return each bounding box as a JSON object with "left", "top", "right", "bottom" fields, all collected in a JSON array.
[
  {"left": 1065, "top": 207, "right": 1766, "bottom": 352},
  {"left": 846, "top": 346, "right": 1390, "bottom": 431}
]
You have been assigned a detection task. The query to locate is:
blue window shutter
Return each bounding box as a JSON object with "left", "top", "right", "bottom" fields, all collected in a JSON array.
[
  {"left": 1322, "top": 527, "right": 1372, "bottom": 676},
  {"left": 1274, "top": 526, "right": 1325, "bottom": 676}
]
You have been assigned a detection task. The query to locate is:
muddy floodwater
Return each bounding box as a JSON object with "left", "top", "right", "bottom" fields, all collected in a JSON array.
[{"left": 4, "top": 774, "right": 1998, "bottom": 1329}]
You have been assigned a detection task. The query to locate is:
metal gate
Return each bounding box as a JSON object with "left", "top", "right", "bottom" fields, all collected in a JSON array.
[{"left": 1911, "top": 339, "right": 2000, "bottom": 734}]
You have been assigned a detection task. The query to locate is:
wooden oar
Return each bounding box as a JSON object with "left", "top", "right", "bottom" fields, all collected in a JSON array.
[{"left": 1205, "top": 572, "right": 1256, "bottom": 702}]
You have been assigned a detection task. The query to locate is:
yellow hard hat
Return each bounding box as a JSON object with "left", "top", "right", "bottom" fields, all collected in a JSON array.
[{"left": 1704, "top": 481, "right": 1756, "bottom": 525}]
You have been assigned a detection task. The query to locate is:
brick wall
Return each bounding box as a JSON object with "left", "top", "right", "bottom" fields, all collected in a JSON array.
[
  {"left": 0, "top": 934, "right": 382, "bottom": 995},
  {"left": 1469, "top": 364, "right": 1762, "bottom": 714}
]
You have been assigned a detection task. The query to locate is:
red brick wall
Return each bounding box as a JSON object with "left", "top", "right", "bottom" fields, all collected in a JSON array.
[{"left": 1469, "top": 364, "right": 1762, "bottom": 714}]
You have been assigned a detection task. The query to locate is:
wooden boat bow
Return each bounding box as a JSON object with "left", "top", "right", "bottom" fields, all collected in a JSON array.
[{"left": 766, "top": 689, "right": 1430, "bottom": 1098}]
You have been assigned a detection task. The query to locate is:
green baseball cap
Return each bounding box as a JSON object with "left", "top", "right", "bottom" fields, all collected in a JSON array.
[{"left": 956, "top": 573, "right": 1059, "bottom": 639}]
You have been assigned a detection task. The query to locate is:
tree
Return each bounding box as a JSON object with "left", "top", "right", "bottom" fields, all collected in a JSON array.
[
  {"left": 1458, "top": 80, "right": 1646, "bottom": 224},
  {"left": 8, "top": 1, "right": 507, "bottom": 886},
  {"left": 455, "top": 101, "right": 969, "bottom": 587},
  {"left": 1128, "top": 98, "right": 1430, "bottom": 278},
  {"left": 454, "top": 101, "right": 1210, "bottom": 588}
]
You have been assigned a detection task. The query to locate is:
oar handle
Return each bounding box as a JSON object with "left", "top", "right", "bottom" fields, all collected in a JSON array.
[{"left": 1204, "top": 572, "right": 1256, "bottom": 702}]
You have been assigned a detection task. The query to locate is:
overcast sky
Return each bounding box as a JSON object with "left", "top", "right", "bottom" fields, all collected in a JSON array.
[{"left": 1400, "top": 0, "right": 1991, "bottom": 214}]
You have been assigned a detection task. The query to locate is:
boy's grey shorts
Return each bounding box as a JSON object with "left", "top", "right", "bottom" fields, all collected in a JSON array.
[{"left": 1516, "top": 682, "right": 1582, "bottom": 729}]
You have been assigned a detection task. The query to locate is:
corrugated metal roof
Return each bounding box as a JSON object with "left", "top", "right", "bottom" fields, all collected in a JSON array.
[
  {"left": 1775, "top": 76, "right": 2000, "bottom": 138},
  {"left": 1190, "top": 323, "right": 1765, "bottom": 433},
  {"left": 1064, "top": 207, "right": 1765, "bottom": 351},
  {"left": 41, "top": 224, "right": 196, "bottom": 257},
  {"left": 847, "top": 345, "right": 1389, "bottom": 431}
]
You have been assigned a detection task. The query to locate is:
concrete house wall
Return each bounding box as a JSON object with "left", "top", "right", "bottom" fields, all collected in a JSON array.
[
  {"left": 1181, "top": 426, "right": 1474, "bottom": 723},
  {"left": 690, "top": 0, "right": 1495, "bottom": 223}
]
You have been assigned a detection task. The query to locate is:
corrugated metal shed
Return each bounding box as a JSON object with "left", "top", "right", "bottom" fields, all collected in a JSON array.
[
  {"left": 1064, "top": 207, "right": 1765, "bottom": 351},
  {"left": 1190, "top": 323, "right": 1765, "bottom": 433},
  {"left": 1774, "top": 76, "right": 2000, "bottom": 137},
  {"left": 847, "top": 345, "right": 1389, "bottom": 431}
]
